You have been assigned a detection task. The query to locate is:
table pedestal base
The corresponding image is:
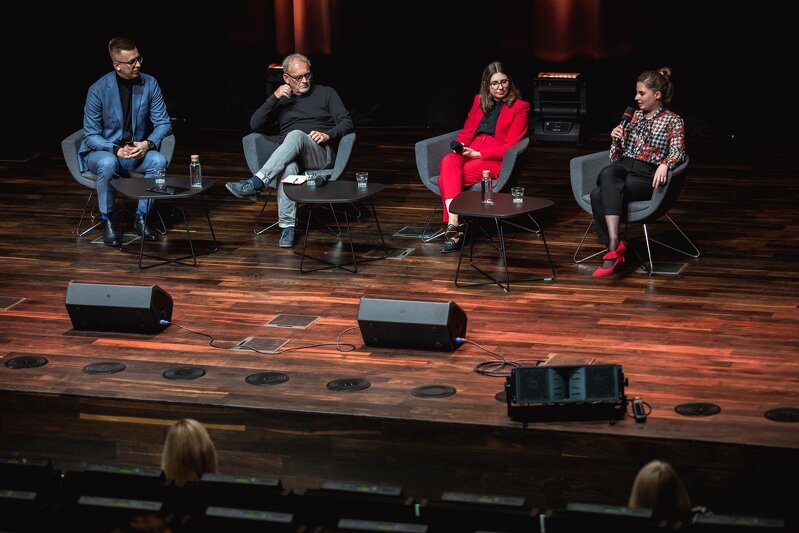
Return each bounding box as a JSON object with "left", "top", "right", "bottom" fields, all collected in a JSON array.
[
  {"left": 119, "top": 196, "right": 217, "bottom": 269},
  {"left": 455, "top": 215, "right": 556, "bottom": 292},
  {"left": 295, "top": 199, "right": 387, "bottom": 274}
]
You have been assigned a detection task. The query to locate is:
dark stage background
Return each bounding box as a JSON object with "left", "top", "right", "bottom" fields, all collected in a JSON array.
[{"left": 4, "top": 1, "right": 792, "bottom": 154}]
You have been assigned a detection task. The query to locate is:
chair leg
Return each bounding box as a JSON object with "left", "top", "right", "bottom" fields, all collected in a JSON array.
[
  {"left": 154, "top": 211, "right": 167, "bottom": 235},
  {"left": 254, "top": 188, "right": 279, "bottom": 235},
  {"left": 649, "top": 214, "right": 700, "bottom": 258},
  {"left": 638, "top": 216, "right": 700, "bottom": 275},
  {"left": 149, "top": 203, "right": 168, "bottom": 235},
  {"left": 76, "top": 191, "right": 103, "bottom": 237},
  {"left": 572, "top": 217, "right": 607, "bottom": 264},
  {"left": 641, "top": 223, "right": 655, "bottom": 275},
  {"left": 421, "top": 201, "right": 446, "bottom": 242},
  {"left": 337, "top": 202, "right": 362, "bottom": 221}
]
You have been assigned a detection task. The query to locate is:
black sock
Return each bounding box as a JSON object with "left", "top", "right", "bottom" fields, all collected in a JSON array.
[{"left": 249, "top": 176, "right": 264, "bottom": 191}]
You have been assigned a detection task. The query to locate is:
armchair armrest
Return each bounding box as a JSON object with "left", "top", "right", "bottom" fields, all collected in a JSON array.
[
  {"left": 329, "top": 132, "right": 356, "bottom": 181},
  {"left": 415, "top": 130, "right": 460, "bottom": 182},
  {"left": 496, "top": 136, "right": 530, "bottom": 191},
  {"left": 242, "top": 132, "right": 280, "bottom": 177},
  {"left": 570, "top": 151, "right": 611, "bottom": 212}
]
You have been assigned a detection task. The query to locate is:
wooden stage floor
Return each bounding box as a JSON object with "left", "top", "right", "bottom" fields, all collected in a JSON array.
[{"left": 0, "top": 126, "right": 797, "bottom": 523}]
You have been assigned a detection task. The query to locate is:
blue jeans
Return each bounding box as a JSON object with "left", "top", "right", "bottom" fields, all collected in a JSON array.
[
  {"left": 86, "top": 150, "right": 168, "bottom": 215},
  {"left": 255, "top": 130, "right": 332, "bottom": 228}
]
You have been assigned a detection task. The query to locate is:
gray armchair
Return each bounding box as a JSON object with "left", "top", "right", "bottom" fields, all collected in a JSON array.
[
  {"left": 570, "top": 151, "right": 698, "bottom": 274},
  {"left": 415, "top": 130, "right": 529, "bottom": 241},
  {"left": 242, "top": 131, "right": 357, "bottom": 235},
  {"left": 61, "top": 129, "right": 176, "bottom": 237}
]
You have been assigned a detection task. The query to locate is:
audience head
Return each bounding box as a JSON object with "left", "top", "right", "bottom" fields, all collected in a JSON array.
[
  {"left": 479, "top": 61, "right": 521, "bottom": 112},
  {"left": 109, "top": 512, "right": 172, "bottom": 533},
  {"left": 628, "top": 459, "right": 691, "bottom": 524},
  {"left": 161, "top": 418, "right": 218, "bottom": 487}
]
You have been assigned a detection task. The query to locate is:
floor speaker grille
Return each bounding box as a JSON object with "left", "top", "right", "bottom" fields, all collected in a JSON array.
[
  {"left": 5, "top": 356, "right": 48, "bottom": 369},
  {"left": 246, "top": 372, "right": 290, "bottom": 386},
  {"left": 764, "top": 407, "right": 799, "bottom": 422},
  {"left": 163, "top": 366, "right": 206, "bottom": 380},
  {"left": 411, "top": 385, "right": 456, "bottom": 398},
  {"left": 83, "top": 362, "right": 127, "bottom": 375},
  {"left": 327, "top": 377, "right": 370, "bottom": 391}
]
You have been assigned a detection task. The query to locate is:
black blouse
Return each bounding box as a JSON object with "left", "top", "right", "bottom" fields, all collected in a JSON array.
[{"left": 476, "top": 101, "right": 504, "bottom": 136}]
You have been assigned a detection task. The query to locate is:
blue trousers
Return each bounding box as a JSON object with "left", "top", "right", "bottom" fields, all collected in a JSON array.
[{"left": 86, "top": 150, "right": 168, "bottom": 215}]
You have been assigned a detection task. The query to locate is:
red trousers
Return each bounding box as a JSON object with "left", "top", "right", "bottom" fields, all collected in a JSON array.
[{"left": 437, "top": 135, "right": 502, "bottom": 223}]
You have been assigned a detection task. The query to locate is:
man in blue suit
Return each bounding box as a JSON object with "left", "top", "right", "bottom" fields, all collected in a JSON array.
[{"left": 79, "top": 37, "right": 172, "bottom": 246}]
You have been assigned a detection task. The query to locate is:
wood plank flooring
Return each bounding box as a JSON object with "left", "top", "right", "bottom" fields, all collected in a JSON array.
[{"left": 1, "top": 125, "right": 797, "bottom": 523}]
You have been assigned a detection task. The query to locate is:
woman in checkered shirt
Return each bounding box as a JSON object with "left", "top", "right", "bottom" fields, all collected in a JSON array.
[{"left": 589, "top": 66, "right": 687, "bottom": 277}]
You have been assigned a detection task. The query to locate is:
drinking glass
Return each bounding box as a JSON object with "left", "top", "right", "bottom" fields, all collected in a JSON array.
[
  {"left": 305, "top": 170, "right": 317, "bottom": 187},
  {"left": 154, "top": 168, "right": 166, "bottom": 191}
]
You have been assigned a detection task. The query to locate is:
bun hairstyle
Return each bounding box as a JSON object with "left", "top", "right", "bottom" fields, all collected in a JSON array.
[{"left": 638, "top": 66, "right": 675, "bottom": 106}]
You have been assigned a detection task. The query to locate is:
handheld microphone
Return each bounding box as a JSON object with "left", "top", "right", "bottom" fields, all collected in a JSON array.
[
  {"left": 620, "top": 106, "right": 635, "bottom": 128},
  {"left": 308, "top": 173, "right": 327, "bottom": 187},
  {"left": 450, "top": 141, "right": 464, "bottom": 153}
]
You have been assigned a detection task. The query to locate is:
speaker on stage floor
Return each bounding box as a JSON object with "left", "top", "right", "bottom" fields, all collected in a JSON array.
[
  {"left": 65, "top": 282, "right": 173, "bottom": 334},
  {"left": 357, "top": 297, "right": 467, "bottom": 351},
  {"left": 505, "top": 364, "right": 627, "bottom": 422}
]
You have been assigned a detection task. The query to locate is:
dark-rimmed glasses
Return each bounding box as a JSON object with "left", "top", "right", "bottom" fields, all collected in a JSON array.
[
  {"left": 115, "top": 56, "right": 144, "bottom": 66},
  {"left": 489, "top": 79, "right": 510, "bottom": 89},
  {"left": 285, "top": 72, "right": 312, "bottom": 82}
]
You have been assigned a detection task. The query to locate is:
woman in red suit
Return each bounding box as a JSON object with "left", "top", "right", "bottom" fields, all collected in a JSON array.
[{"left": 438, "top": 61, "right": 530, "bottom": 253}]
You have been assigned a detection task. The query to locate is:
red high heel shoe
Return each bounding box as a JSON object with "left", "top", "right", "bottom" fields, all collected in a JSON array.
[{"left": 592, "top": 241, "right": 626, "bottom": 277}]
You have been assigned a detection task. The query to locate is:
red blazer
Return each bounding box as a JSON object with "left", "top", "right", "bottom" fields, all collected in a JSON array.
[{"left": 455, "top": 94, "right": 530, "bottom": 162}]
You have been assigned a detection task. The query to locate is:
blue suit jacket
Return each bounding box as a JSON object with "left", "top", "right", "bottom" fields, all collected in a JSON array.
[{"left": 78, "top": 71, "right": 172, "bottom": 173}]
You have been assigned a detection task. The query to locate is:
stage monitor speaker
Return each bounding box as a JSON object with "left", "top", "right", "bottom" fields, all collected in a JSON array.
[
  {"left": 65, "top": 281, "right": 173, "bottom": 334},
  {"left": 505, "top": 365, "right": 627, "bottom": 422},
  {"left": 357, "top": 297, "right": 467, "bottom": 351},
  {"left": 506, "top": 364, "right": 625, "bottom": 405}
]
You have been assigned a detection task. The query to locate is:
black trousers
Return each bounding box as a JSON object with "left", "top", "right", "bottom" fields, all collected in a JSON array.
[{"left": 589, "top": 157, "right": 657, "bottom": 245}]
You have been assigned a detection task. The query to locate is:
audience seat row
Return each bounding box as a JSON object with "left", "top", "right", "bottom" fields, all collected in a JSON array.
[{"left": 0, "top": 457, "right": 788, "bottom": 532}]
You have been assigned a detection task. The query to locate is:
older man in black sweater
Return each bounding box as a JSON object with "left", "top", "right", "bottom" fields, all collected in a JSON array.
[{"left": 226, "top": 53, "right": 354, "bottom": 248}]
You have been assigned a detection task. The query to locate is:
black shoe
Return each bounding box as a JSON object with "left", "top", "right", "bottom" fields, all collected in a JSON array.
[
  {"left": 134, "top": 215, "right": 159, "bottom": 241},
  {"left": 441, "top": 224, "right": 464, "bottom": 253},
  {"left": 102, "top": 220, "right": 119, "bottom": 247}
]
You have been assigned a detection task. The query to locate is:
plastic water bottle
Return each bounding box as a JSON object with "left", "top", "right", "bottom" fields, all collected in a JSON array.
[
  {"left": 190, "top": 155, "right": 202, "bottom": 188},
  {"left": 481, "top": 170, "right": 493, "bottom": 204}
]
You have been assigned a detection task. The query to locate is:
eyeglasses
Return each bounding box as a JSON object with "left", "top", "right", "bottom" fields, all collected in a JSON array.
[
  {"left": 489, "top": 79, "right": 510, "bottom": 89},
  {"left": 285, "top": 72, "right": 312, "bottom": 82},
  {"left": 115, "top": 56, "right": 143, "bottom": 66}
]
